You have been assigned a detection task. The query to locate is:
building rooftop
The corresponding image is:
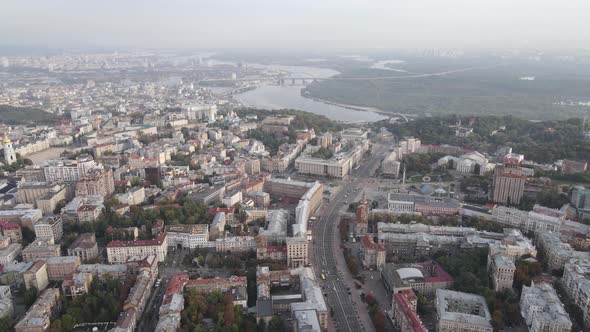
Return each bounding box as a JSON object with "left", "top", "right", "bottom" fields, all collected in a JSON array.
[
  {"left": 492, "top": 254, "right": 516, "bottom": 269},
  {"left": 435, "top": 289, "right": 492, "bottom": 329},
  {"left": 260, "top": 209, "right": 289, "bottom": 238},
  {"left": 78, "top": 263, "right": 127, "bottom": 275},
  {"left": 107, "top": 232, "right": 166, "bottom": 248},
  {"left": 293, "top": 309, "right": 321, "bottom": 332},
  {"left": 22, "top": 239, "right": 59, "bottom": 253},
  {"left": 383, "top": 262, "right": 454, "bottom": 290},
  {"left": 46, "top": 256, "right": 80, "bottom": 265},
  {"left": 185, "top": 276, "right": 247, "bottom": 287},
  {"left": 68, "top": 233, "right": 97, "bottom": 250},
  {"left": 521, "top": 282, "right": 572, "bottom": 326},
  {"left": 388, "top": 193, "right": 460, "bottom": 209},
  {"left": 1, "top": 261, "right": 33, "bottom": 274},
  {"left": 165, "top": 224, "right": 208, "bottom": 235}
]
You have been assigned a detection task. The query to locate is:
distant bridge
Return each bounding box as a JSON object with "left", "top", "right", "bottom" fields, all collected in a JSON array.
[{"left": 202, "top": 64, "right": 505, "bottom": 84}]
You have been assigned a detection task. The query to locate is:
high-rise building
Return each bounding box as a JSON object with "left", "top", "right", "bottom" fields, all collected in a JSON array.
[{"left": 492, "top": 158, "right": 526, "bottom": 205}]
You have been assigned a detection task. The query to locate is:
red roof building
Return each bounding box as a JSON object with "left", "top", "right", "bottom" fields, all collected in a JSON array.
[{"left": 393, "top": 289, "right": 428, "bottom": 332}]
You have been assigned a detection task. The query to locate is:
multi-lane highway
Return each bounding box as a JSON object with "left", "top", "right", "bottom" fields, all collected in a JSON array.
[{"left": 312, "top": 143, "right": 385, "bottom": 332}]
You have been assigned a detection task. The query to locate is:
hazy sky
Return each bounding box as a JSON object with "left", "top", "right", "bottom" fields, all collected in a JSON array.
[{"left": 1, "top": 0, "right": 589, "bottom": 51}]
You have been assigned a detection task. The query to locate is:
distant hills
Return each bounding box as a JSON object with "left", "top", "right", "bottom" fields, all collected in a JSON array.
[{"left": 0, "top": 105, "right": 63, "bottom": 125}]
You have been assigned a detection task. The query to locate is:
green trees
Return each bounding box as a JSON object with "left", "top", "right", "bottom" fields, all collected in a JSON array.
[
  {"left": 0, "top": 105, "right": 63, "bottom": 125},
  {"left": 267, "top": 316, "right": 286, "bottom": 332},
  {"left": 383, "top": 115, "right": 590, "bottom": 164},
  {"left": 311, "top": 147, "right": 334, "bottom": 160},
  {"left": 402, "top": 153, "right": 444, "bottom": 174},
  {"left": 24, "top": 286, "right": 38, "bottom": 307},
  {"left": 513, "top": 259, "right": 542, "bottom": 291},
  {"left": 50, "top": 277, "right": 125, "bottom": 331},
  {"left": 436, "top": 249, "right": 522, "bottom": 330},
  {"left": 0, "top": 317, "right": 13, "bottom": 332},
  {"left": 181, "top": 289, "right": 257, "bottom": 331}
]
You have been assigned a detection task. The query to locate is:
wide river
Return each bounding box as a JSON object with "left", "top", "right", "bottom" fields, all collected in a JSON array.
[{"left": 221, "top": 63, "right": 388, "bottom": 123}]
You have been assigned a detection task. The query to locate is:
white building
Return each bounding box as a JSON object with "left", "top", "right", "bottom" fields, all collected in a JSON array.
[
  {"left": 2, "top": 134, "right": 16, "bottom": 165},
  {"left": 43, "top": 156, "right": 98, "bottom": 182},
  {"left": 382, "top": 151, "right": 401, "bottom": 178},
  {"left": 0, "top": 243, "right": 22, "bottom": 265},
  {"left": 537, "top": 232, "right": 590, "bottom": 271},
  {"left": 0, "top": 285, "right": 13, "bottom": 319},
  {"left": 489, "top": 254, "right": 515, "bottom": 292},
  {"left": 165, "top": 224, "right": 209, "bottom": 249},
  {"left": 520, "top": 281, "right": 572, "bottom": 332},
  {"left": 33, "top": 216, "right": 63, "bottom": 243},
  {"left": 492, "top": 205, "right": 563, "bottom": 234},
  {"left": 488, "top": 229, "right": 537, "bottom": 263},
  {"left": 563, "top": 258, "right": 590, "bottom": 327},
  {"left": 436, "top": 289, "right": 493, "bottom": 332},
  {"left": 221, "top": 190, "right": 242, "bottom": 207},
  {"left": 115, "top": 186, "right": 146, "bottom": 206},
  {"left": 438, "top": 151, "right": 495, "bottom": 175},
  {"left": 215, "top": 236, "right": 256, "bottom": 253},
  {"left": 295, "top": 140, "right": 368, "bottom": 179}
]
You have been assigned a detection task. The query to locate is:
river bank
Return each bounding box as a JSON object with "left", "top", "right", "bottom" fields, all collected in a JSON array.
[{"left": 300, "top": 92, "right": 413, "bottom": 122}]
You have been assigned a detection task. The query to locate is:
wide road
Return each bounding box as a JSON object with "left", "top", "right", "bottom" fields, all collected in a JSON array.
[{"left": 312, "top": 143, "right": 386, "bottom": 332}]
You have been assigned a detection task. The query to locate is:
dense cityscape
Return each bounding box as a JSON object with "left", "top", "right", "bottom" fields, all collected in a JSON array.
[{"left": 2, "top": 2, "right": 590, "bottom": 332}]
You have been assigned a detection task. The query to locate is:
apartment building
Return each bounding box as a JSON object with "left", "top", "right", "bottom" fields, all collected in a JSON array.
[
  {"left": 67, "top": 233, "right": 99, "bottom": 262},
  {"left": 0, "top": 209, "right": 42, "bottom": 230},
  {"left": 77, "top": 204, "right": 101, "bottom": 222},
  {"left": 14, "top": 288, "right": 60, "bottom": 332},
  {"left": 107, "top": 232, "right": 168, "bottom": 263},
  {"left": 0, "top": 222, "right": 22, "bottom": 242},
  {"left": 489, "top": 254, "right": 515, "bottom": 292},
  {"left": 537, "top": 232, "right": 590, "bottom": 271},
  {"left": 563, "top": 258, "right": 590, "bottom": 327},
  {"left": 23, "top": 260, "right": 49, "bottom": 291},
  {"left": 33, "top": 216, "right": 63, "bottom": 242},
  {"left": 21, "top": 239, "right": 61, "bottom": 262},
  {"left": 43, "top": 156, "right": 98, "bottom": 182},
  {"left": 487, "top": 229, "right": 537, "bottom": 263},
  {"left": 215, "top": 236, "right": 256, "bottom": 253},
  {"left": 46, "top": 256, "right": 81, "bottom": 281},
  {"left": 435, "top": 289, "right": 493, "bottom": 332},
  {"left": 360, "top": 235, "right": 385, "bottom": 270},
  {"left": 492, "top": 205, "right": 563, "bottom": 234},
  {"left": 520, "top": 281, "right": 572, "bottom": 332},
  {"left": 392, "top": 289, "right": 428, "bottom": 332},
  {"left": 75, "top": 167, "right": 115, "bottom": 197},
  {"left": 0, "top": 242, "right": 22, "bottom": 265},
  {"left": 492, "top": 158, "right": 526, "bottom": 205}
]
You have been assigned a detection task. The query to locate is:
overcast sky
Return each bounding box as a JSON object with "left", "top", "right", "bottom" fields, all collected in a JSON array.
[{"left": 1, "top": 0, "right": 589, "bottom": 51}]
